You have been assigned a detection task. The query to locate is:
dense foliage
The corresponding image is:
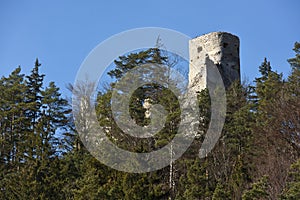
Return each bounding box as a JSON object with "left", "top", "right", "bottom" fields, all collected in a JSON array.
[{"left": 0, "top": 42, "right": 299, "bottom": 199}]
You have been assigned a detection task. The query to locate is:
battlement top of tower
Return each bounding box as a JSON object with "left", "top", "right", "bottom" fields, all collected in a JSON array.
[{"left": 192, "top": 31, "right": 239, "bottom": 43}]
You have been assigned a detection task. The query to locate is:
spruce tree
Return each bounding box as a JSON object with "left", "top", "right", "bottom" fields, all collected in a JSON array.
[
  {"left": 280, "top": 159, "right": 300, "bottom": 200},
  {"left": 0, "top": 67, "right": 28, "bottom": 199},
  {"left": 242, "top": 176, "right": 270, "bottom": 200}
]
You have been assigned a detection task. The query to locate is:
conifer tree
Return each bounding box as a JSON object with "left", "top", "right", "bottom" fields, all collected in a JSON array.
[
  {"left": 242, "top": 175, "right": 270, "bottom": 200},
  {"left": 0, "top": 67, "right": 28, "bottom": 199},
  {"left": 280, "top": 159, "right": 300, "bottom": 199}
]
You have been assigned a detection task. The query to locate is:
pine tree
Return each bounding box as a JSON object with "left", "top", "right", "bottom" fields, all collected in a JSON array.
[
  {"left": 212, "top": 182, "right": 230, "bottom": 200},
  {"left": 280, "top": 159, "right": 300, "bottom": 200},
  {"left": 181, "top": 158, "right": 212, "bottom": 199},
  {"left": 0, "top": 60, "right": 71, "bottom": 199},
  {"left": 250, "top": 58, "right": 291, "bottom": 198},
  {"left": 24, "top": 59, "right": 45, "bottom": 161},
  {"left": 275, "top": 42, "right": 300, "bottom": 200},
  {"left": 242, "top": 175, "right": 270, "bottom": 200},
  {"left": 225, "top": 82, "right": 255, "bottom": 199},
  {"left": 0, "top": 66, "right": 28, "bottom": 199},
  {"left": 284, "top": 42, "right": 300, "bottom": 151},
  {"left": 287, "top": 42, "right": 300, "bottom": 70},
  {"left": 0, "top": 67, "right": 27, "bottom": 167},
  {"left": 94, "top": 48, "right": 183, "bottom": 199},
  {"left": 255, "top": 58, "right": 283, "bottom": 114}
]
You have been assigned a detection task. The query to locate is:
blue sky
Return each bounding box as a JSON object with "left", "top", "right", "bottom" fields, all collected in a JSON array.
[{"left": 0, "top": 0, "right": 299, "bottom": 97}]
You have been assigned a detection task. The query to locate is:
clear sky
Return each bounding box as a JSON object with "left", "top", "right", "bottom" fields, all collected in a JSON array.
[{"left": 0, "top": 0, "right": 299, "bottom": 97}]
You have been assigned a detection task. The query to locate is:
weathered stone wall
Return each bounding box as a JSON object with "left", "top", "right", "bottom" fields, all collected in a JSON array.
[{"left": 189, "top": 32, "right": 240, "bottom": 91}]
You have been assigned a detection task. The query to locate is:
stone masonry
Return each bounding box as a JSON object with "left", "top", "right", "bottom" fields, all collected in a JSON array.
[{"left": 189, "top": 32, "right": 240, "bottom": 91}]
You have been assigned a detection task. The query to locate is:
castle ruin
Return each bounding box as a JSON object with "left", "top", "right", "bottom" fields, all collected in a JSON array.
[{"left": 189, "top": 32, "right": 240, "bottom": 91}]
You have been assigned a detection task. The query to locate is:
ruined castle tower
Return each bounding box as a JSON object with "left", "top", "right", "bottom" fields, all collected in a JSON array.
[{"left": 189, "top": 32, "right": 240, "bottom": 91}]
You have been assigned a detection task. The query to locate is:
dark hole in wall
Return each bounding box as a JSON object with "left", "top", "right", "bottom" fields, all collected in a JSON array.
[
  {"left": 223, "top": 42, "right": 228, "bottom": 48},
  {"left": 197, "top": 46, "right": 202, "bottom": 53}
]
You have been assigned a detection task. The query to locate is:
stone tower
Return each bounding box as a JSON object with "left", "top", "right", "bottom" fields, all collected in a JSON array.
[{"left": 189, "top": 32, "right": 240, "bottom": 92}]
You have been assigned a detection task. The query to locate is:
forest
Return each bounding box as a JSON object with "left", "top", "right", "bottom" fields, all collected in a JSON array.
[{"left": 0, "top": 42, "right": 299, "bottom": 200}]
